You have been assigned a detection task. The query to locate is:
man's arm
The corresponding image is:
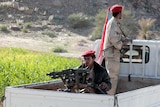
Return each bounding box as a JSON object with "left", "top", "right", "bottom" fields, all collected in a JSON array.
[{"left": 101, "top": 69, "right": 111, "bottom": 91}]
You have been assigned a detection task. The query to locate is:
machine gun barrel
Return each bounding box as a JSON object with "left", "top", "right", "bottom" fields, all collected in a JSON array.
[
  {"left": 47, "top": 68, "right": 89, "bottom": 88},
  {"left": 47, "top": 68, "right": 89, "bottom": 79},
  {"left": 46, "top": 69, "right": 74, "bottom": 79}
]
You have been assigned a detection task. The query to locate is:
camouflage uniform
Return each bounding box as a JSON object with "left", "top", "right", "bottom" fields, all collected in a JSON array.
[{"left": 103, "top": 17, "right": 123, "bottom": 95}]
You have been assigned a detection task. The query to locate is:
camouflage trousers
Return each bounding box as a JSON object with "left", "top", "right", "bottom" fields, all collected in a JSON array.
[{"left": 105, "top": 57, "right": 120, "bottom": 95}]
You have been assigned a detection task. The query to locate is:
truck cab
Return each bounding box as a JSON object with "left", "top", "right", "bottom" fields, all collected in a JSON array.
[{"left": 94, "top": 39, "right": 160, "bottom": 79}]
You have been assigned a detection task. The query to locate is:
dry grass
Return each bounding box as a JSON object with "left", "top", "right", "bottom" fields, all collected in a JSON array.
[
  {"left": 138, "top": 18, "right": 156, "bottom": 39},
  {"left": 0, "top": 1, "right": 12, "bottom": 7}
]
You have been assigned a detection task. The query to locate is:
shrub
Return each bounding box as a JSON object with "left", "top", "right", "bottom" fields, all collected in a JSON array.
[
  {"left": 21, "top": 22, "right": 32, "bottom": 33},
  {"left": 21, "top": 28, "right": 28, "bottom": 33},
  {"left": 138, "top": 18, "right": 156, "bottom": 39},
  {"left": 121, "top": 10, "right": 139, "bottom": 39},
  {"left": 91, "top": 9, "right": 106, "bottom": 40},
  {"left": 53, "top": 47, "right": 68, "bottom": 53},
  {"left": 0, "top": 25, "right": 8, "bottom": 31},
  {"left": 42, "top": 31, "right": 57, "bottom": 38},
  {"left": 54, "top": 15, "right": 64, "bottom": 24},
  {"left": 68, "top": 13, "right": 92, "bottom": 28},
  {"left": 24, "top": 22, "right": 32, "bottom": 29},
  {"left": 0, "top": 2, "right": 12, "bottom": 7},
  {"left": 48, "top": 15, "right": 54, "bottom": 22},
  {"left": 16, "top": 19, "right": 24, "bottom": 25}
]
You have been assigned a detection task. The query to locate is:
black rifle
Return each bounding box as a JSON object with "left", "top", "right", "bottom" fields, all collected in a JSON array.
[{"left": 118, "top": 25, "right": 133, "bottom": 54}]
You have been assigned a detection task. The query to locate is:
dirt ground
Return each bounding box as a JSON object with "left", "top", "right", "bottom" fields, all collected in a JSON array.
[{"left": 0, "top": 30, "right": 94, "bottom": 58}]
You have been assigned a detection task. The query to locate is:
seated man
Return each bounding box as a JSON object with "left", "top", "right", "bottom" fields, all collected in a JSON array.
[{"left": 78, "top": 50, "right": 111, "bottom": 94}]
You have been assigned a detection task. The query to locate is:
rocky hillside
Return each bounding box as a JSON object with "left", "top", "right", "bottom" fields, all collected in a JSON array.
[
  {"left": 1, "top": 0, "right": 160, "bottom": 28},
  {"left": 0, "top": 0, "right": 160, "bottom": 57}
]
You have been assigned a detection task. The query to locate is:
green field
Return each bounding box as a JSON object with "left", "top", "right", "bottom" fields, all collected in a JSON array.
[{"left": 0, "top": 47, "right": 81, "bottom": 99}]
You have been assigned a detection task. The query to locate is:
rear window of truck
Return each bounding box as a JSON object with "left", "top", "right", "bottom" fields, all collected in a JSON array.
[{"left": 120, "top": 45, "right": 150, "bottom": 63}]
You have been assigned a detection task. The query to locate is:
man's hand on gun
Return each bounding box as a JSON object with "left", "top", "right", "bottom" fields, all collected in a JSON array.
[
  {"left": 122, "top": 37, "right": 131, "bottom": 45},
  {"left": 71, "top": 83, "right": 95, "bottom": 93},
  {"left": 100, "top": 82, "right": 108, "bottom": 90}
]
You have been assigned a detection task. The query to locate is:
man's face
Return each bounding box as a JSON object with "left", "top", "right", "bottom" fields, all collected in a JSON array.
[{"left": 83, "top": 56, "right": 94, "bottom": 68}]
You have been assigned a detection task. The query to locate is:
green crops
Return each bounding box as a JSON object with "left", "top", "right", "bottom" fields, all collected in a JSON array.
[{"left": 0, "top": 47, "right": 80, "bottom": 98}]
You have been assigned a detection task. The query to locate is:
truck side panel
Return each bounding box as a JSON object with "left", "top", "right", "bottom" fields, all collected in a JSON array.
[
  {"left": 116, "top": 85, "right": 160, "bottom": 107},
  {"left": 4, "top": 87, "right": 114, "bottom": 107}
]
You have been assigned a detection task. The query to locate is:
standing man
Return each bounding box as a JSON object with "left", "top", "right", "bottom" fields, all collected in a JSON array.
[
  {"left": 103, "top": 4, "right": 128, "bottom": 95},
  {"left": 79, "top": 50, "right": 111, "bottom": 94}
]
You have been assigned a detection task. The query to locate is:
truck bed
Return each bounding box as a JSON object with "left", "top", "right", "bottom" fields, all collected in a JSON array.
[
  {"left": 4, "top": 76, "right": 160, "bottom": 107},
  {"left": 22, "top": 76, "right": 160, "bottom": 94}
]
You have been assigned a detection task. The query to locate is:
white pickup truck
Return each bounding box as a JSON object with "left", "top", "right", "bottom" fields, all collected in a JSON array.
[{"left": 3, "top": 40, "right": 160, "bottom": 107}]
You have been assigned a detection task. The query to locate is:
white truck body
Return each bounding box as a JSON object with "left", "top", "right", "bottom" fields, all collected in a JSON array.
[{"left": 3, "top": 40, "right": 160, "bottom": 107}]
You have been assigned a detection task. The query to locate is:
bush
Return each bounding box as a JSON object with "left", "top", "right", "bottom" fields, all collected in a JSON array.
[
  {"left": 68, "top": 13, "right": 92, "bottom": 28},
  {"left": 24, "top": 22, "right": 32, "bottom": 29},
  {"left": 0, "top": 25, "right": 8, "bottom": 31},
  {"left": 21, "top": 28, "right": 28, "bottom": 33},
  {"left": 21, "top": 22, "right": 32, "bottom": 33},
  {"left": 53, "top": 47, "right": 68, "bottom": 53},
  {"left": 16, "top": 19, "right": 24, "bottom": 25},
  {"left": 138, "top": 18, "right": 156, "bottom": 39},
  {"left": 0, "top": 2, "right": 12, "bottom": 7},
  {"left": 121, "top": 10, "right": 138, "bottom": 39},
  {"left": 91, "top": 9, "right": 107, "bottom": 40},
  {"left": 48, "top": 15, "right": 54, "bottom": 22},
  {"left": 42, "top": 31, "right": 57, "bottom": 38}
]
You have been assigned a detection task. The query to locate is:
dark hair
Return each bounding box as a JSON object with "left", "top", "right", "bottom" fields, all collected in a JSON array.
[
  {"left": 112, "top": 12, "right": 121, "bottom": 17},
  {"left": 91, "top": 55, "right": 96, "bottom": 59},
  {"left": 84, "top": 55, "right": 96, "bottom": 59}
]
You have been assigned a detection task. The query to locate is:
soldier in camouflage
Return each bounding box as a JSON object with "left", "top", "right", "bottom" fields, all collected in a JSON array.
[{"left": 103, "top": 4, "right": 129, "bottom": 95}]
